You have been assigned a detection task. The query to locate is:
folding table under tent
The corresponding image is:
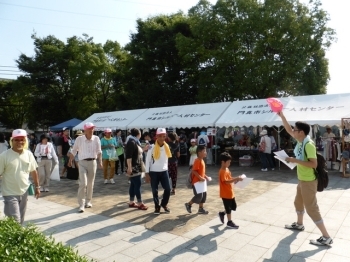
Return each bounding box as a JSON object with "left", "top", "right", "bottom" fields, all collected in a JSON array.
[
  {"left": 126, "top": 102, "right": 231, "bottom": 129},
  {"left": 72, "top": 109, "right": 147, "bottom": 131}
]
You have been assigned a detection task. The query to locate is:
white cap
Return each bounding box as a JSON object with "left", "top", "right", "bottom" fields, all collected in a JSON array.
[
  {"left": 156, "top": 127, "right": 166, "bottom": 135},
  {"left": 83, "top": 122, "right": 95, "bottom": 130},
  {"left": 104, "top": 128, "right": 112, "bottom": 133},
  {"left": 12, "top": 129, "right": 27, "bottom": 138},
  {"left": 191, "top": 139, "right": 196, "bottom": 143},
  {"left": 260, "top": 130, "right": 268, "bottom": 136},
  {"left": 62, "top": 127, "right": 69, "bottom": 131}
]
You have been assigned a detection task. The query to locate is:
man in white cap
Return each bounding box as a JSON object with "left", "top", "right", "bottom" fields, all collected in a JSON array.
[
  {"left": 145, "top": 127, "right": 172, "bottom": 215},
  {"left": 68, "top": 122, "right": 102, "bottom": 212},
  {"left": 0, "top": 129, "right": 40, "bottom": 224},
  {"left": 100, "top": 128, "right": 117, "bottom": 184}
]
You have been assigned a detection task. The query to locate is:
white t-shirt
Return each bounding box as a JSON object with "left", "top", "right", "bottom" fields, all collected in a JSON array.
[{"left": 145, "top": 145, "right": 168, "bottom": 172}]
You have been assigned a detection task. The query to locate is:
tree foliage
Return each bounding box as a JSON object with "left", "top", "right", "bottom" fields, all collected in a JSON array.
[{"left": 1, "top": 0, "right": 335, "bottom": 129}]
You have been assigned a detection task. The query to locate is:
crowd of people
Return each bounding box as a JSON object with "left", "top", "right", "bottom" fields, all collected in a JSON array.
[{"left": 0, "top": 111, "right": 335, "bottom": 246}]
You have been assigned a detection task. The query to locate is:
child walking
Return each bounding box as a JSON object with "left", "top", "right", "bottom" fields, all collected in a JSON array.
[
  {"left": 218, "top": 152, "right": 243, "bottom": 228},
  {"left": 185, "top": 145, "right": 210, "bottom": 214},
  {"left": 188, "top": 139, "right": 197, "bottom": 168}
]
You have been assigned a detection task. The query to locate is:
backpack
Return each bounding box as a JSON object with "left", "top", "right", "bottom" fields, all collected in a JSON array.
[
  {"left": 198, "top": 137, "right": 205, "bottom": 145},
  {"left": 304, "top": 142, "right": 329, "bottom": 192},
  {"left": 179, "top": 142, "right": 187, "bottom": 155}
]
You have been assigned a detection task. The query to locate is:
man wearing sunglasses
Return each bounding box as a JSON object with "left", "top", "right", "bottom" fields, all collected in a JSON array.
[
  {"left": 278, "top": 112, "right": 333, "bottom": 246},
  {"left": 0, "top": 129, "right": 40, "bottom": 224}
]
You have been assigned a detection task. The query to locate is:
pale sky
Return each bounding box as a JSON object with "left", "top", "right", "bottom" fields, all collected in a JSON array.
[{"left": 0, "top": 0, "right": 348, "bottom": 94}]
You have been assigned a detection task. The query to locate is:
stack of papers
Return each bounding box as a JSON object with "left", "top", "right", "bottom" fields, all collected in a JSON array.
[{"left": 274, "top": 150, "right": 297, "bottom": 169}]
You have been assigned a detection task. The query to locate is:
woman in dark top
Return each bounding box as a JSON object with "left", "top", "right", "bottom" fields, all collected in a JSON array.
[
  {"left": 125, "top": 128, "right": 149, "bottom": 210},
  {"left": 167, "top": 132, "right": 180, "bottom": 195}
]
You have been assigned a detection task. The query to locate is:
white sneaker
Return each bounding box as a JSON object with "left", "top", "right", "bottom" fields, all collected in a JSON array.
[
  {"left": 104, "top": 179, "right": 109, "bottom": 184},
  {"left": 40, "top": 188, "right": 44, "bottom": 192},
  {"left": 271, "top": 168, "right": 275, "bottom": 171},
  {"left": 261, "top": 168, "right": 268, "bottom": 172},
  {"left": 128, "top": 180, "right": 131, "bottom": 184},
  {"left": 109, "top": 179, "right": 115, "bottom": 184},
  {"left": 310, "top": 236, "right": 333, "bottom": 246},
  {"left": 78, "top": 205, "right": 85, "bottom": 213},
  {"left": 44, "top": 188, "right": 49, "bottom": 192},
  {"left": 85, "top": 202, "right": 92, "bottom": 208}
]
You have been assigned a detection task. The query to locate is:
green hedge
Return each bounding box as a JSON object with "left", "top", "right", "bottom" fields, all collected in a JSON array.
[{"left": 0, "top": 218, "right": 95, "bottom": 262}]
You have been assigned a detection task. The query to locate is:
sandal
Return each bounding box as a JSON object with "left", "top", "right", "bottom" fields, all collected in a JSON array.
[
  {"left": 138, "top": 204, "right": 148, "bottom": 210},
  {"left": 129, "top": 202, "right": 139, "bottom": 208}
]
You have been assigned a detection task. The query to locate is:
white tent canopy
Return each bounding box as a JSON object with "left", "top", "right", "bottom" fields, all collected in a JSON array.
[
  {"left": 73, "top": 109, "right": 147, "bottom": 130},
  {"left": 127, "top": 102, "right": 231, "bottom": 129},
  {"left": 215, "top": 93, "right": 350, "bottom": 127}
]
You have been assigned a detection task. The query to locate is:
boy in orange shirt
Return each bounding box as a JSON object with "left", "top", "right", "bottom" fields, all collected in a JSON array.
[
  {"left": 218, "top": 152, "right": 243, "bottom": 228},
  {"left": 185, "top": 145, "right": 210, "bottom": 214}
]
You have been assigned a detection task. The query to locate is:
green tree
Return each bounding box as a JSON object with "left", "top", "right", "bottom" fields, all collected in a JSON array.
[
  {"left": 0, "top": 77, "right": 34, "bottom": 129},
  {"left": 176, "top": 0, "right": 335, "bottom": 102},
  {"left": 16, "top": 34, "right": 126, "bottom": 128},
  {"left": 124, "top": 12, "right": 199, "bottom": 109}
]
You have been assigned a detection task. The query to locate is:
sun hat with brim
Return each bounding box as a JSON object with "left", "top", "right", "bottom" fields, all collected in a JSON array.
[
  {"left": 260, "top": 130, "right": 268, "bottom": 136},
  {"left": 83, "top": 122, "right": 95, "bottom": 130},
  {"left": 156, "top": 128, "right": 166, "bottom": 135},
  {"left": 104, "top": 128, "right": 112, "bottom": 133},
  {"left": 325, "top": 125, "right": 331, "bottom": 129},
  {"left": 75, "top": 130, "right": 83, "bottom": 136},
  {"left": 12, "top": 129, "right": 27, "bottom": 138}
]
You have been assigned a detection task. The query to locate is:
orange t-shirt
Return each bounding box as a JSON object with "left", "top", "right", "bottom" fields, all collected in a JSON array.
[
  {"left": 191, "top": 158, "right": 205, "bottom": 185},
  {"left": 219, "top": 168, "right": 235, "bottom": 199}
]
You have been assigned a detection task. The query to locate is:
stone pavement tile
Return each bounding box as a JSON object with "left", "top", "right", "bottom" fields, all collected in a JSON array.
[
  {"left": 122, "top": 229, "right": 159, "bottom": 244},
  {"left": 220, "top": 232, "right": 254, "bottom": 251},
  {"left": 151, "top": 232, "right": 178, "bottom": 242},
  {"left": 134, "top": 251, "right": 169, "bottom": 262},
  {"left": 100, "top": 253, "right": 133, "bottom": 262},
  {"left": 335, "top": 225, "right": 350, "bottom": 240},
  {"left": 187, "top": 234, "right": 226, "bottom": 255},
  {"left": 192, "top": 246, "right": 236, "bottom": 262},
  {"left": 65, "top": 231, "right": 107, "bottom": 247},
  {"left": 331, "top": 202, "right": 350, "bottom": 212},
  {"left": 336, "top": 195, "right": 350, "bottom": 204},
  {"left": 324, "top": 210, "right": 348, "bottom": 221},
  {"left": 74, "top": 242, "right": 103, "bottom": 256},
  {"left": 182, "top": 224, "right": 217, "bottom": 241},
  {"left": 261, "top": 242, "right": 299, "bottom": 262},
  {"left": 50, "top": 232, "right": 77, "bottom": 245},
  {"left": 294, "top": 233, "right": 329, "bottom": 261},
  {"left": 326, "top": 238, "right": 350, "bottom": 258},
  {"left": 321, "top": 253, "right": 350, "bottom": 262},
  {"left": 121, "top": 238, "right": 165, "bottom": 258},
  {"left": 249, "top": 231, "right": 285, "bottom": 249},
  {"left": 288, "top": 256, "right": 318, "bottom": 262},
  {"left": 237, "top": 222, "right": 269, "bottom": 237},
  {"left": 92, "top": 230, "right": 135, "bottom": 246},
  {"left": 123, "top": 224, "right": 147, "bottom": 234},
  {"left": 279, "top": 230, "right": 312, "bottom": 247},
  {"left": 163, "top": 249, "right": 201, "bottom": 262},
  {"left": 154, "top": 236, "right": 195, "bottom": 256},
  {"left": 254, "top": 213, "right": 283, "bottom": 225},
  {"left": 227, "top": 244, "right": 268, "bottom": 262},
  {"left": 87, "top": 240, "right": 134, "bottom": 260}
]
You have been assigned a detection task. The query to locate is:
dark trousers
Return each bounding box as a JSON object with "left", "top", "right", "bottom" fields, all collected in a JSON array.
[
  {"left": 115, "top": 154, "right": 125, "bottom": 173},
  {"left": 149, "top": 171, "right": 171, "bottom": 208},
  {"left": 129, "top": 175, "right": 142, "bottom": 202},
  {"left": 259, "top": 152, "right": 275, "bottom": 169},
  {"left": 168, "top": 162, "right": 178, "bottom": 189}
]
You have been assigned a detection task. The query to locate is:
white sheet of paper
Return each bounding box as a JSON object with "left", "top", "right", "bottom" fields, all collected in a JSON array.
[
  {"left": 194, "top": 180, "right": 207, "bottom": 194},
  {"left": 235, "top": 177, "right": 253, "bottom": 189},
  {"left": 273, "top": 150, "right": 297, "bottom": 169},
  {"left": 50, "top": 164, "right": 60, "bottom": 181}
]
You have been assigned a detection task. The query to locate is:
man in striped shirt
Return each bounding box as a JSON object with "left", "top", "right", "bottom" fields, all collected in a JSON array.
[{"left": 69, "top": 122, "right": 102, "bottom": 213}]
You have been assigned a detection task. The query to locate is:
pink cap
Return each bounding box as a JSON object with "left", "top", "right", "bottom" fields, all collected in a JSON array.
[
  {"left": 12, "top": 129, "right": 27, "bottom": 138},
  {"left": 191, "top": 139, "right": 196, "bottom": 143},
  {"left": 156, "top": 128, "right": 166, "bottom": 135},
  {"left": 83, "top": 122, "right": 95, "bottom": 130},
  {"left": 104, "top": 128, "right": 112, "bottom": 133}
]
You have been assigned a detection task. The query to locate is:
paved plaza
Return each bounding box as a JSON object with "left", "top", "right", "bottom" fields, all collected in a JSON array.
[{"left": 1, "top": 164, "right": 350, "bottom": 261}]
